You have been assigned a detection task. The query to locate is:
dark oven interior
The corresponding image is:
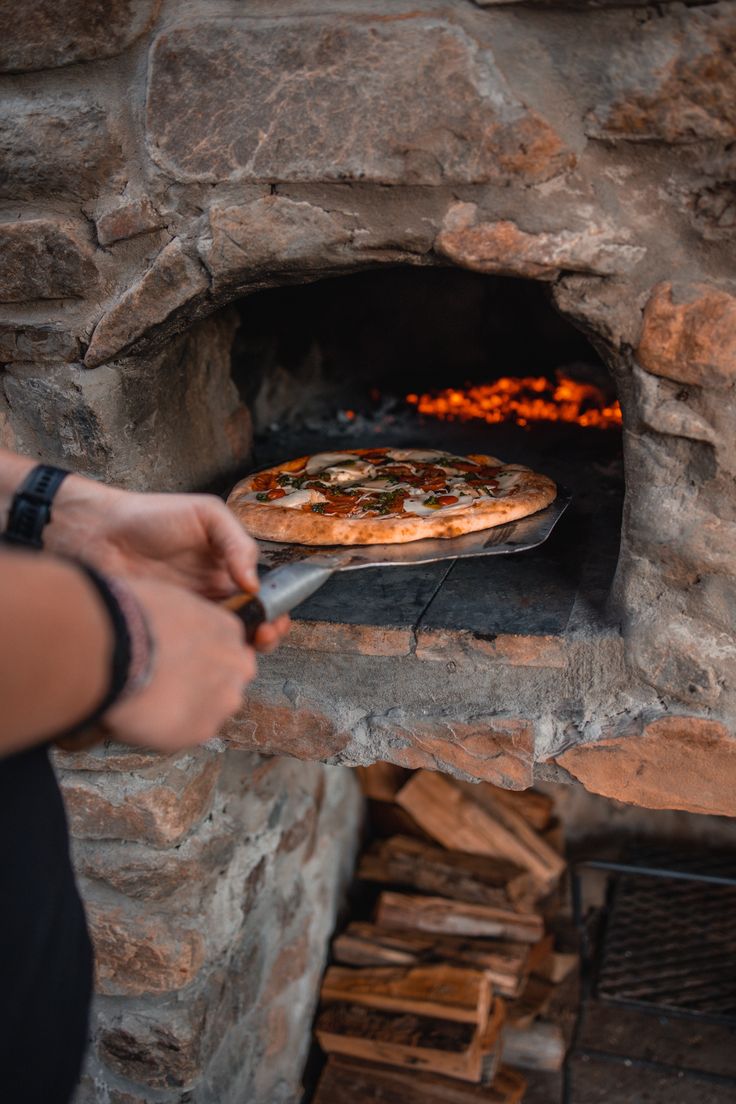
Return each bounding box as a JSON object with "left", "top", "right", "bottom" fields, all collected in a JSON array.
[{"left": 229, "top": 268, "right": 624, "bottom": 636}]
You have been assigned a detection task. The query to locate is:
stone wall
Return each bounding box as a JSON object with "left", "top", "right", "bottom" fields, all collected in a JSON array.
[{"left": 58, "top": 744, "right": 361, "bottom": 1104}]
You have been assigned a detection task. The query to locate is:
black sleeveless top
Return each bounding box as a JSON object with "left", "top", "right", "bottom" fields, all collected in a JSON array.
[{"left": 0, "top": 745, "right": 92, "bottom": 1103}]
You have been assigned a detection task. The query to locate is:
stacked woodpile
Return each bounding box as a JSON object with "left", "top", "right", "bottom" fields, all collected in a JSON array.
[{"left": 311, "top": 767, "right": 577, "bottom": 1102}]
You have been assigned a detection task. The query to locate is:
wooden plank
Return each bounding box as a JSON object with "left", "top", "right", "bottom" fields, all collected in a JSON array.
[
  {"left": 375, "top": 891, "right": 544, "bottom": 944},
  {"left": 332, "top": 922, "right": 531, "bottom": 997},
  {"left": 477, "top": 784, "right": 554, "bottom": 832},
  {"left": 313, "top": 1055, "right": 526, "bottom": 1103},
  {"left": 356, "top": 765, "right": 411, "bottom": 802},
  {"left": 502, "top": 1020, "right": 566, "bottom": 1071},
  {"left": 396, "top": 771, "right": 564, "bottom": 890},
  {"left": 358, "top": 835, "right": 533, "bottom": 908},
  {"left": 321, "top": 964, "right": 491, "bottom": 1026},
  {"left": 315, "top": 1002, "right": 484, "bottom": 1083}
]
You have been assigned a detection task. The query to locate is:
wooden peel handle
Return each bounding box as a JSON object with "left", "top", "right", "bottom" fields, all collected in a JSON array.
[{"left": 55, "top": 591, "right": 266, "bottom": 752}]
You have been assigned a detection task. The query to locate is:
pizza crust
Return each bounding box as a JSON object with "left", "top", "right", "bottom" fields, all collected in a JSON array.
[{"left": 228, "top": 449, "right": 557, "bottom": 546}]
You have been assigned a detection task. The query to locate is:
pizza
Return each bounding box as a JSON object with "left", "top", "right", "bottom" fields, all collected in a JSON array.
[{"left": 228, "top": 448, "right": 556, "bottom": 546}]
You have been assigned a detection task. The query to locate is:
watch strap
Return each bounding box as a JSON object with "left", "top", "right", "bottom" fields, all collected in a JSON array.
[{"left": 3, "top": 464, "right": 70, "bottom": 549}]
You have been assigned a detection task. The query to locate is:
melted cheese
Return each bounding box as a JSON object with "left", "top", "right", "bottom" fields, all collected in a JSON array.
[
  {"left": 387, "top": 448, "right": 450, "bottom": 463},
  {"left": 403, "top": 494, "right": 474, "bottom": 516},
  {"left": 305, "top": 452, "right": 357, "bottom": 475},
  {"left": 280, "top": 488, "right": 327, "bottom": 508}
]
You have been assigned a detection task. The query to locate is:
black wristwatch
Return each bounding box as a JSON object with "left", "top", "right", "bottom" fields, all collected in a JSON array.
[{"left": 2, "top": 464, "right": 70, "bottom": 549}]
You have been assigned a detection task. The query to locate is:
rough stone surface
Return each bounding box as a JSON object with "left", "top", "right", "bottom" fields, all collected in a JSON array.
[
  {"left": 200, "top": 197, "right": 351, "bottom": 291},
  {"left": 0, "top": 0, "right": 160, "bottom": 72},
  {"left": 435, "top": 203, "right": 645, "bottom": 279},
  {"left": 75, "top": 756, "right": 361, "bottom": 1101},
  {"left": 0, "top": 97, "right": 122, "bottom": 199},
  {"left": 586, "top": 4, "right": 736, "bottom": 142},
  {"left": 88, "top": 902, "right": 206, "bottom": 996},
  {"left": 557, "top": 715, "right": 736, "bottom": 817},
  {"left": 0, "top": 219, "right": 97, "bottom": 302},
  {"left": 85, "top": 239, "right": 209, "bottom": 367},
  {"left": 4, "top": 315, "right": 251, "bottom": 491},
  {"left": 61, "top": 754, "right": 220, "bottom": 847},
  {"left": 224, "top": 690, "right": 350, "bottom": 760},
  {"left": 74, "top": 829, "right": 236, "bottom": 902},
  {"left": 0, "top": 323, "right": 81, "bottom": 365},
  {"left": 636, "top": 282, "right": 736, "bottom": 388},
  {"left": 369, "top": 716, "right": 535, "bottom": 789},
  {"left": 96, "top": 197, "right": 165, "bottom": 246},
  {"left": 146, "top": 16, "right": 571, "bottom": 186}
]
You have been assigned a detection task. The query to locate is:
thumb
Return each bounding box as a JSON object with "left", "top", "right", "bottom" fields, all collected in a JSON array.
[{"left": 200, "top": 498, "right": 261, "bottom": 595}]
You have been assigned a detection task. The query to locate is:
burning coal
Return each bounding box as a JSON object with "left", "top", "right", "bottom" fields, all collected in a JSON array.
[{"left": 406, "top": 373, "right": 622, "bottom": 430}]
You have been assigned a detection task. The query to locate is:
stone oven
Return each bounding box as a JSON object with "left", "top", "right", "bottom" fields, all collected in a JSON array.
[{"left": 1, "top": 0, "right": 735, "bottom": 1100}]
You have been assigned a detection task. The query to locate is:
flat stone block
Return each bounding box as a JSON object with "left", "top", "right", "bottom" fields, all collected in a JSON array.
[
  {"left": 417, "top": 553, "right": 577, "bottom": 639},
  {"left": 415, "top": 627, "right": 567, "bottom": 669},
  {"left": 96, "top": 197, "right": 164, "bottom": 246},
  {"left": 0, "top": 219, "right": 97, "bottom": 301},
  {"left": 556, "top": 715, "right": 736, "bottom": 817},
  {"left": 87, "top": 901, "right": 205, "bottom": 996},
  {"left": 85, "top": 239, "right": 208, "bottom": 366},
  {"left": 61, "top": 754, "right": 220, "bottom": 847},
  {"left": 371, "top": 715, "right": 535, "bottom": 789},
  {"left": 288, "top": 620, "right": 412, "bottom": 657},
  {"left": 224, "top": 690, "right": 349, "bottom": 760},
  {"left": 146, "top": 16, "right": 570, "bottom": 185},
  {"left": 0, "top": 0, "right": 160, "bottom": 72},
  {"left": 0, "top": 96, "right": 122, "bottom": 199}
]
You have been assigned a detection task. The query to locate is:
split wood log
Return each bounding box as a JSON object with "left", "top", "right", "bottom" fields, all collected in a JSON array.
[
  {"left": 315, "top": 1002, "right": 484, "bottom": 1082},
  {"left": 454, "top": 778, "right": 566, "bottom": 889},
  {"left": 502, "top": 1019, "right": 566, "bottom": 1071},
  {"left": 396, "top": 772, "right": 565, "bottom": 891},
  {"left": 356, "top": 764, "right": 411, "bottom": 801},
  {"left": 475, "top": 784, "right": 554, "bottom": 832},
  {"left": 479, "top": 992, "right": 506, "bottom": 1084},
  {"left": 358, "top": 835, "right": 533, "bottom": 908},
  {"left": 375, "top": 891, "right": 544, "bottom": 944},
  {"left": 332, "top": 921, "right": 531, "bottom": 997},
  {"left": 312, "top": 1055, "right": 527, "bottom": 1104},
  {"left": 320, "top": 963, "right": 491, "bottom": 1026},
  {"left": 367, "top": 799, "right": 430, "bottom": 841}
]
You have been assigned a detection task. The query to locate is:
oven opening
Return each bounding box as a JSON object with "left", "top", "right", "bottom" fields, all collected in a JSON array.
[{"left": 229, "top": 267, "right": 624, "bottom": 640}]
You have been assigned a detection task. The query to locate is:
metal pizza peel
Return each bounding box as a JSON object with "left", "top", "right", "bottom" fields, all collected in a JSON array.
[{"left": 224, "top": 489, "right": 572, "bottom": 639}]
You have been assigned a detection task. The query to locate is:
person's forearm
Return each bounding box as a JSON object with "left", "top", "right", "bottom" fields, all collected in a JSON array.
[{"left": 0, "top": 551, "right": 112, "bottom": 756}]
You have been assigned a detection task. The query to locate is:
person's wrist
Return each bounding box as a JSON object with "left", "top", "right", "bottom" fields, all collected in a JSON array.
[{"left": 43, "top": 474, "right": 123, "bottom": 555}]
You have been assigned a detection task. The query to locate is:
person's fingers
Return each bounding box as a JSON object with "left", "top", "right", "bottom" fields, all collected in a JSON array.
[
  {"left": 196, "top": 496, "right": 260, "bottom": 594},
  {"left": 254, "top": 614, "right": 291, "bottom": 653}
]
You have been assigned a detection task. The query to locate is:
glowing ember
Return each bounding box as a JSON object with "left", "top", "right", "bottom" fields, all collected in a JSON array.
[{"left": 406, "top": 373, "right": 622, "bottom": 429}]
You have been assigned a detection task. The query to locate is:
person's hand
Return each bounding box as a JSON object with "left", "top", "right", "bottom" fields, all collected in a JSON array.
[
  {"left": 47, "top": 476, "right": 259, "bottom": 597},
  {"left": 104, "top": 577, "right": 258, "bottom": 751},
  {"left": 45, "top": 475, "right": 290, "bottom": 653}
]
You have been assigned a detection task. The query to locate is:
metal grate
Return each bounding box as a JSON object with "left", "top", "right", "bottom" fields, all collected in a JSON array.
[{"left": 596, "top": 874, "right": 736, "bottom": 1023}]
